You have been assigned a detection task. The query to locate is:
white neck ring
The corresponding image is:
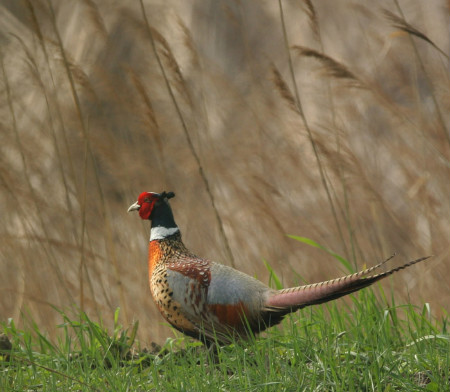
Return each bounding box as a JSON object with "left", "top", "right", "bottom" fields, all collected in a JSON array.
[{"left": 150, "top": 226, "right": 179, "bottom": 241}]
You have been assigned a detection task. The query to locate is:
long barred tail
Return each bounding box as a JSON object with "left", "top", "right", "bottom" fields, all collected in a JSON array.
[{"left": 265, "top": 255, "right": 431, "bottom": 310}]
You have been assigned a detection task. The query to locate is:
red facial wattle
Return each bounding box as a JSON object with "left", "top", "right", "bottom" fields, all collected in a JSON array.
[
  {"left": 138, "top": 200, "right": 152, "bottom": 220},
  {"left": 137, "top": 192, "right": 158, "bottom": 220}
]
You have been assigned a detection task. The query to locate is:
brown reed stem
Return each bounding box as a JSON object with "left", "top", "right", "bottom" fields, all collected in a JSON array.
[{"left": 139, "top": 0, "right": 237, "bottom": 268}]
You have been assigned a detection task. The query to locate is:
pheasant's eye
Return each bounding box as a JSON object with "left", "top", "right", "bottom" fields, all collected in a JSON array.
[{"left": 144, "top": 197, "right": 150, "bottom": 203}]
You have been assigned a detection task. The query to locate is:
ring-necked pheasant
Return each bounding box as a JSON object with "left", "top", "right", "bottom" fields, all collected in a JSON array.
[{"left": 128, "top": 191, "right": 430, "bottom": 345}]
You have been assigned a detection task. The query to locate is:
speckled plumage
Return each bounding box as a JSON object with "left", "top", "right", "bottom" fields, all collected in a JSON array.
[
  {"left": 129, "top": 191, "right": 430, "bottom": 346},
  {"left": 148, "top": 235, "right": 207, "bottom": 338},
  {"left": 147, "top": 232, "right": 271, "bottom": 344}
]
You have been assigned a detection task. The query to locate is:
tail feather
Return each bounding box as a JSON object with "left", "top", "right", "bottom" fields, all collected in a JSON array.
[{"left": 265, "top": 256, "right": 431, "bottom": 311}]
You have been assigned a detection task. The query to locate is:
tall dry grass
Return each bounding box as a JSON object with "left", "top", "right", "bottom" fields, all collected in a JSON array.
[{"left": 0, "top": 0, "right": 448, "bottom": 344}]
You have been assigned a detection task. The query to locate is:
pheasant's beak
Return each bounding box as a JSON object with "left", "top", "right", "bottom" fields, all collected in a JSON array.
[{"left": 127, "top": 201, "right": 141, "bottom": 212}]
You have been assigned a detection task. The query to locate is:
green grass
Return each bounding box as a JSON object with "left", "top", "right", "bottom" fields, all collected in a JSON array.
[{"left": 1, "top": 289, "right": 449, "bottom": 392}]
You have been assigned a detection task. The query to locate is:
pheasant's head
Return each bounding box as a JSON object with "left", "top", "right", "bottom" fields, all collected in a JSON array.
[{"left": 128, "top": 191, "right": 175, "bottom": 220}]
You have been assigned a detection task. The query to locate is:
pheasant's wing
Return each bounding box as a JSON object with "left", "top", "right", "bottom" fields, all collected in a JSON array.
[
  {"left": 166, "top": 260, "right": 271, "bottom": 344},
  {"left": 206, "top": 263, "right": 272, "bottom": 332}
]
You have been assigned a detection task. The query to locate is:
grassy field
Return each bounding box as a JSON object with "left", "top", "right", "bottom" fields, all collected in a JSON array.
[
  {"left": 1, "top": 283, "right": 449, "bottom": 391},
  {"left": 0, "top": 0, "right": 449, "bottom": 390}
]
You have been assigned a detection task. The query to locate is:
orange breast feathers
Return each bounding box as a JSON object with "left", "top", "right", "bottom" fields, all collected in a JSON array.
[{"left": 148, "top": 241, "right": 163, "bottom": 275}]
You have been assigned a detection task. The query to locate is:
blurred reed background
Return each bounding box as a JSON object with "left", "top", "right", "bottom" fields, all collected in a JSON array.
[{"left": 0, "top": 0, "right": 448, "bottom": 345}]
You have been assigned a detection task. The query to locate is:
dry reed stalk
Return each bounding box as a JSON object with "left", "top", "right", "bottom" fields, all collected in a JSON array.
[
  {"left": 278, "top": 0, "right": 349, "bottom": 259},
  {"left": 46, "top": 0, "right": 130, "bottom": 324},
  {"left": 139, "top": 0, "right": 237, "bottom": 268}
]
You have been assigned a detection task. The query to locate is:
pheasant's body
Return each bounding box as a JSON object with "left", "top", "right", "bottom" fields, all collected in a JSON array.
[
  {"left": 147, "top": 233, "right": 274, "bottom": 343},
  {"left": 129, "top": 191, "right": 430, "bottom": 345}
]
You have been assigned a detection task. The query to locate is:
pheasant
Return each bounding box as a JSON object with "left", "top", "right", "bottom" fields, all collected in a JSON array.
[{"left": 128, "top": 191, "right": 429, "bottom": 346}]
